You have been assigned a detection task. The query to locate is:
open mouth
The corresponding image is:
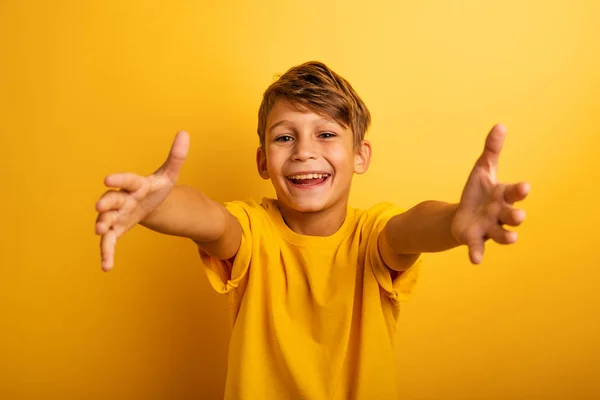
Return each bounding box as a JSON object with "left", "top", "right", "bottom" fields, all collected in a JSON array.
[{"left": 286, "top": 173, "right": 331, "bottom": 188}]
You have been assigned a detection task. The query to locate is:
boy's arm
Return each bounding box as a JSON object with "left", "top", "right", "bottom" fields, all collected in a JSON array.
[
  {"left": 95, "top": 131, "right": 241, "bottom": 271},
  {"left": 378, "top": 201, "right": 459, "bottom": 271},
  {"left": 141, "top": 185, "right": 242, "bottom": 260},
  {"left": 378, "top": 124, "right": 530, "bottom": 270}
]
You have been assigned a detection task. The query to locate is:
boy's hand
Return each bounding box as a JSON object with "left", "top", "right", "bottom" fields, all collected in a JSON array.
[
  {"left": 94, "top": 131, "right": 190, "bottom": 271},
  {"left": 450, "top": 124, "right": 530, "bottom": 264}
]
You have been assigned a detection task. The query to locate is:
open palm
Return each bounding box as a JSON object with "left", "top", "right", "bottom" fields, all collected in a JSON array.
[
  {"left": 95, "top": 131, "right": 190, "bottom": 271},
  {"left": 450, "top": 124, "right": 530, "bottom": 264}
]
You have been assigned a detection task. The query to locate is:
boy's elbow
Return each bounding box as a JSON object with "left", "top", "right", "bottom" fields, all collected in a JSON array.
[
  {"left": 378, "top": 224, "right": 419, "bottom": 271},
  {"left": 195, "top": 207, "right": 242, "bottom": 261}
]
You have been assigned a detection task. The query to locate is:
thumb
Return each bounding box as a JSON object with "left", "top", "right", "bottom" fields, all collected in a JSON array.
[
  {"left": 478, "top": 123, "right": 506, "bottom": 174},
  {"left": 155, "top": 130, "right": 190, "bottom": 181}
]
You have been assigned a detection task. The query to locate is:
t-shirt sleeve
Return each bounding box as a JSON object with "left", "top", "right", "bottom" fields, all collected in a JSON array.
[
  {"left": 365, "top": 203, "right": 422, "bottom": 307},
  {"left": 197, "top": 200, "right": 255, "bottom": 305}
]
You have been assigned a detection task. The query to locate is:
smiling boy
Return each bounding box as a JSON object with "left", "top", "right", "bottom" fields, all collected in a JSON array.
[{"left": 95, "top": 61, "right": 530, "bottom": 399}]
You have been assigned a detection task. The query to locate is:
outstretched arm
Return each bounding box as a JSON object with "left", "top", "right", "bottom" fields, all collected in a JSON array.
[
  {"left": 95, "top": 131, "right": 241, "bottom": 271},
  {"left": 378, "top": 124, "right": 530, "bottom": 270},
  {"left": 140, "top": 185, "right": 242, "bottom": 259}
]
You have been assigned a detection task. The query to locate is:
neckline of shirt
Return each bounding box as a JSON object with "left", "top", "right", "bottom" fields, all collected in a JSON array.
[{"left": 261, "top": 197, "right": 356, "bottom": 247}]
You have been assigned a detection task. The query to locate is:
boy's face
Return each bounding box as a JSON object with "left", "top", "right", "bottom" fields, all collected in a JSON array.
[{"left": 257, "top": 100, "right": 371, "bottom": 213}]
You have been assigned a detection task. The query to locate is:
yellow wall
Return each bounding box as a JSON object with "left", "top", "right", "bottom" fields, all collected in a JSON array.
[{"left": 1, "top": 0, "right": 599, "bottom": 398}]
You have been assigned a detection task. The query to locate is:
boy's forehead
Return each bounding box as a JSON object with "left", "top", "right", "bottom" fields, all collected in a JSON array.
[{"left": 267, "top": 101, "right": 340, "bottom": 129}]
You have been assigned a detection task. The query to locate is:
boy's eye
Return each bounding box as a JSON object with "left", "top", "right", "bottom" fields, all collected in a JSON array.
[
  {"left": 319, "top": 132, "right": 336, "bottom": 139},
  {"left": 275, "top": 135, "right": 294, "bottom": 142}
]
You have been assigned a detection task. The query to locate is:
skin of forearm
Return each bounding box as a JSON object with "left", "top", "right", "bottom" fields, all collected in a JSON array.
[
  {"left": 384, "top": 200, "right": 461, "bottom": 255},
  {"left": 140, "top": 185, "right": 227, "bottom": 244}
]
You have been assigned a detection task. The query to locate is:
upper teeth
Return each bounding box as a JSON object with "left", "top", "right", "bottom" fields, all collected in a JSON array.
[{"left": 288, "top": 173, "right": 328, "bottom": 180}]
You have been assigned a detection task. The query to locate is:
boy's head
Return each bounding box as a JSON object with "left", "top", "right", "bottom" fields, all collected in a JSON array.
[
  {"left": 257, "top": 61, "right": 371, "bottom": 151},
  {"left": 256, "top": 61, "right": 373, "bottom": 214}
]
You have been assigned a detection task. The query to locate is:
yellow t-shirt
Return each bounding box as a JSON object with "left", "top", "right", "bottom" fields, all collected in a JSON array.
[{"left": 198, "top": 197, "right": 421, "bottom": 400}]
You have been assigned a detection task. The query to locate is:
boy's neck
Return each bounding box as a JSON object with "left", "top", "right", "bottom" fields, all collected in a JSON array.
[{"left": 277, "top": 199, "right": 348, "bottom": 237}]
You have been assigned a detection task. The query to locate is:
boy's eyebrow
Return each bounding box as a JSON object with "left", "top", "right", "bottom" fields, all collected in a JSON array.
[
  {"left": 268, "top": 117, "right": 339, "bottom": 133},
  {"left": 268, "top": 120, "right": 289, "bottom": 133}
]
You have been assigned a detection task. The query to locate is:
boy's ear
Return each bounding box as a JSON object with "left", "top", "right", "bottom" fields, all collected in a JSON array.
[
  {"left": 354, "top": 140, "right": 372, "bottom": 174},
  {"left": 256, "top": 147, "right": 270, "bottom": 179}
]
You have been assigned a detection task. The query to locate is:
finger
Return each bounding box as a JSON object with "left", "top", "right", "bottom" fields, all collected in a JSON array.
[
  {"left": 101, "top": 229, "right": 117, "bottom": 271},
  {"left": 488, "top": 224, "right": 518, "bottom": 245},
  {"left": 468, "top": 240, "right": 485, "bottom": 264},
  {"left": 95, "top": 211, "right": 118, "bottom": 235},
  {"left": 478, "top": 123, "right": 506, "bottom": 173},
  {"left": 96, "top": 190, "right": 127, "bottom": 212},
  {"left": 498, "top": 207, "right": 526, "bottom": 227},
  {"left": 503, "top": 182, "right": 531, "bottom": 204},
  {"left": 104, "top": 173, "right": 144, "bottom": 193},
  {"left": 155, "top": 130, "right": 190, "bottom": 182}
]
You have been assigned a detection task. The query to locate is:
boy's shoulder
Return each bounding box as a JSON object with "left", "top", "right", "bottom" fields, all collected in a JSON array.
[
  {"left": 353, "top": 201, "right": 406, "bottom": 233},
  {"left": 221, "top": 197, "right": 276, "bottom": 230},
  {"left": 222, "top": 197, "right": 275, "bottom": 218}
]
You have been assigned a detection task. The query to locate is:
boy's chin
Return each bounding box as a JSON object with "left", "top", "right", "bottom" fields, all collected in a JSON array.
[
  {"left": 292, "top": 203, "right": 326, "bottom": 213},
  {"left": 283, "top": 196, "right": 334, "bottom": 213}
]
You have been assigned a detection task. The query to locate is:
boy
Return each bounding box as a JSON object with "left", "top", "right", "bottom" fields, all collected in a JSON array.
[{"left": 95, "top": 61, "right": 529, "bottom": 399}]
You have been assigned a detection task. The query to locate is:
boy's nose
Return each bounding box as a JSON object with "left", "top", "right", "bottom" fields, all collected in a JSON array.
[{"left": 291, "top": 138, "right": 318, "bottom": 161}]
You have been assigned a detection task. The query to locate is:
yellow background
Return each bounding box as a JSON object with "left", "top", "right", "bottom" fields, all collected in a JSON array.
[{"left": 1, "top": 0, "right": 599, "bottom": 398}]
